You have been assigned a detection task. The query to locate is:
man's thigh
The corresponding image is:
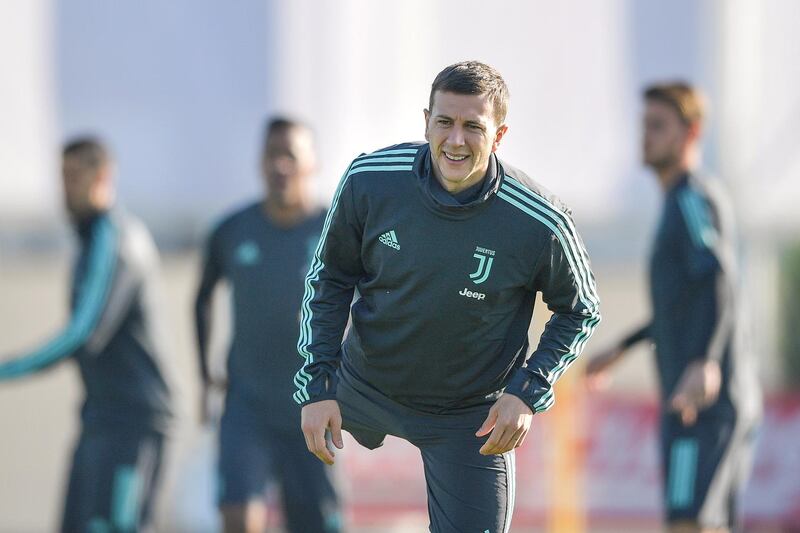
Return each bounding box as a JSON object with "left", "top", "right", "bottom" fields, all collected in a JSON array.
[
  {"left": 418, "top": 431, "right": 513, "bottom": 533},
  {"left": 61, "top": 424, "right": 164, "bottom": 533},
  {"left": 335, "top": 367, "right": 390, "bottom": 449},
  {"left": 218, "top": 399, "right": 272, "bottom": 507},
  {"left": 270, "top": 430, "right": 343, "bottom": 533},
  {"left": 337, "top": 366, "right": 513, "bottom": 532},
  {"left": 662, "top": 414, "right": 751, "bottom": 529},
  {"left": 409, "top": 404, "right": 513, "bottom": 533}
]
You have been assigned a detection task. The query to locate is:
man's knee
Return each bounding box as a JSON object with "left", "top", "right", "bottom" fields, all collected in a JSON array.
[{"left": 221, "top": 501, "right": 266, "bottom": 533}]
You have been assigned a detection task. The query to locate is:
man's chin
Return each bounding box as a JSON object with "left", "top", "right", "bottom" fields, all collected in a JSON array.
[
  {"left": 66, "top": 209, "right": 89, "bottom": 223},
  {"left": 441, "top": 174, "right": 469, "bottom": 187},
  {"left": 439, "top": 165, "right": 472, "bottom": 183}
]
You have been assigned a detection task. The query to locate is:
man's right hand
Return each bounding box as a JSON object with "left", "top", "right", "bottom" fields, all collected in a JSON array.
[
  {"left": 301, "top": 400, "right": 344, "bottom": 465},
  {"left": 584, "top": 345, "right": 624, "bottom": 390}
]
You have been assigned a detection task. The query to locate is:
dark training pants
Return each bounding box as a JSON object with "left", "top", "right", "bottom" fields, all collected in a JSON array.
[
  {"left": 337, "top": 365, "right": 514, "bottom": 533},
  {"left": 661, "top": 412, "right": 758, "bottom": 530},
  {"left": 218, "top": 391, "right": 341, "bottom": 533},
  {"left": 60, "top": 423, "right": 164, "bottom": 533}
]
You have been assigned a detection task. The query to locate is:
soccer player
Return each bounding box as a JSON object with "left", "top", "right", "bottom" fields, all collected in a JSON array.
[
  {"left": 585, "top": 83, "right": 762, "bottom": 533},
  {"left": 0, "top": 138, "right": 178, "bottom": 532},
  {"left": 295, "top": 61, "right": 601, "bottom": 532},
  {"left": 194, "top": 117, "right": 341, "bottom": 533}
]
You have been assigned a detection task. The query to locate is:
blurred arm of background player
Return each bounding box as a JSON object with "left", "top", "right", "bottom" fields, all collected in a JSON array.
[
  {"left": 0, "top": 237, "right": 135, "bottom": 381},
  {"left": 194, "top": 229, "right": 227, "bottom": 425},
  {"left": 0, "top": 160, "right": 134, "bottom": 381},
  {"left": 584, "top": 323, "right": 652, "bottom": 390},
  {"left": 585, "top": 321, "right": 722, "bottom": 426}
]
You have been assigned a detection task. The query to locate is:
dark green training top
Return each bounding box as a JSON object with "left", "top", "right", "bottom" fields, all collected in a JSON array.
[
  {"left": 195, "top": 202, "right": 325, "bottom": 429},
  {"left": 294, "top": 142, "right": 601, "bottom": 414},
  {"left": 622, "top": 173, "right": 762, "bottom": 421},
  {"left": 0, "top": 210, "right": 177, "bottom": 431}
]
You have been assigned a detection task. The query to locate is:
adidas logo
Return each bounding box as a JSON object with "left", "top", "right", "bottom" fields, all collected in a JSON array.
[{"left": 379, "top": 230, "right": 400, "bottom": 250}]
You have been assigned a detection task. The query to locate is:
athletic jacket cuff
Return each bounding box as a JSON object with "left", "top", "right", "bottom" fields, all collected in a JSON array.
[
  {"left": 295, "top": 371, "right": 339, "bottom": 406},
  {"left": 505, "top": 370, "right": 554, "bottom": 414},
  {"left": 299, "top": 391, "right": 338, "bottom": 406}
]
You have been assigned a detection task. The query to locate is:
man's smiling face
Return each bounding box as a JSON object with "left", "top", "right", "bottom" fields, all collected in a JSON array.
[{"left": 424, "top": 90, "right": 507, "bottom": 194}]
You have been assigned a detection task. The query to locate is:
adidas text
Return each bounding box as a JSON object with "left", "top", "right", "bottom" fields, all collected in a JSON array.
[
  {"left": 379, "top": 232, "right": 400, "bottom": 250},
  {"left": 459, "top": 287, "right": 486, "bottom": 300}
]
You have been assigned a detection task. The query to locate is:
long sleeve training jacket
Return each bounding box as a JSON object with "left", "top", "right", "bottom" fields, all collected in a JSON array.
[
  {"left": 625, "top": 173, "right": 761, "bottom": 420},
  {"left": 294, "top": 143, "right": 600, "bottom": 414},
  {"left": 0, "top": 210, "right": 177, "bottom": 430}
]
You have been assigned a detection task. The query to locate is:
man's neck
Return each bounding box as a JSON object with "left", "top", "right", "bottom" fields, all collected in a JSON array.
[
  {"left": 655, "top": 148, "right": 698, "bottom": 193},
  {"left": 656, "top": 165, "right": 689, "bottom": 192},
  {"left": 261, "top": 196, "right": 314, "bottom": 227}
]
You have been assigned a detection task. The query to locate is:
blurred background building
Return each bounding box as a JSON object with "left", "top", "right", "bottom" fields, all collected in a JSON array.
[{"left": 1, "top": 0, "right": 799, "bottom": 531}]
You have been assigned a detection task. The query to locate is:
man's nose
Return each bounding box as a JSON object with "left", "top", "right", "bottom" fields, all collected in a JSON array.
[
  {"left": 272, "top": 156, "right": 295, "bottom": 174},
  {"left": 446, "top": 126, "right": 465, "bottom": 147}
]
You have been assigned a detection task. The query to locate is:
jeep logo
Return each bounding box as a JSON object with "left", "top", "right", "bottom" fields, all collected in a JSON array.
[{"left": 459, "top": 287, "right": 486, "bottom": 300}]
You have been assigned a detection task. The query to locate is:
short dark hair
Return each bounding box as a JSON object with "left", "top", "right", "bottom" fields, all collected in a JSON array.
[
  {"left": 264, "top": 115, "right": 309, "bottom": 139},
  {"left": 62, "top": 137, "right": 110, "bottom": 170},
  {"left": 262, "top": 116, "right": 313, "bottom": 152},
  {"left": 644, "top": 82, "right": 705, "bottom": 126},
  {"left": 429, "top": 61, "right": 509, "bottom": 124}
]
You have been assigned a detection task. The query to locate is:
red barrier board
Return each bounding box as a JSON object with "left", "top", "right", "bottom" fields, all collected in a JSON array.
[{"left": 335, "top": 395, "right": 800, "bottom": 528}]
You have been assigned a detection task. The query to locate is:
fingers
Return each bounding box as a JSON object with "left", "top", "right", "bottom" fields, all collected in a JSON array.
[
  {"left": 585, "top": 371, "right": 610, "bottom": 392},
  {"left": 480, "top": 425, "right": 529, "bottom": 455},
  {"left": 510, "top": 425, "right": 528, "bottom": 449},
  {"left": 475, "top": 407, "right": 498, "bottom": 438},
  {"left": 502, "top": 425, "right": 528, "bottom": 452},
  {"left": 680, "top": 407, "right": 698, "bottom": 426},
  {"left": 479, "top": 425, "right": 509, "bottom": 455},
  {"left": 301, "top": 421, "right": 335, "bottom": 465},
  {"left": 312, "top": 428, "right": 335, "bottom": 465},
  {"left": 301, "top": 427, "right": 315, "bottom": 458},
  {"left": 478, "top": 395, "right": 533, "bottom": 455},
  {"left": 330, "top": 411, "right": 344, "bottom": 450},
  {"left": 670, "top": 393, "right": 698, "bottom": 427},
  {"left": 300, "top": 401, "right": 340, "bottom": 465}
]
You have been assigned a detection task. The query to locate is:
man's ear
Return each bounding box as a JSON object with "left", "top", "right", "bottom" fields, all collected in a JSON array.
[
  {"left": 492, "top": 124, "right": 508, "bottom": 153},
  {"left": 91, "top": 163, "right": 116, "bottom": 207},
  {"left": 686, "top": 121, "right": 702, "bottom": 143},
  {"left": 423, "top": 109, "right": 431, "bottom": 141}
]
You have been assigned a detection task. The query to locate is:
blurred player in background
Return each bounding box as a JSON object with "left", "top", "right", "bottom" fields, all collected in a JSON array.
[
  {"left": 585, "top": 83, "right": 762, "bottom": 533},
  {"left": 0, "top": 137, "right": 178, "bottom": 532},
  {"left": 194, "top": 117, "right": 341, "bottom": 533},
  {"left": 295, "top": 61, "right": 601, "bottom": 533}
]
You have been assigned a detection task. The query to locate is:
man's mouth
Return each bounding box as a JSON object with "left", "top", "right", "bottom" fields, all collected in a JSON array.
[{"left": 444, "top": 152, "right": 469, "bottom": 162}]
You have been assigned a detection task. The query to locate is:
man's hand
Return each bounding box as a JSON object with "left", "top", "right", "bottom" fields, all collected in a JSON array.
[
  {"left": 584, "top": 346, "right": 624, "bottom": 391},
  {"left": 301, "top": 400, "right": 344, "bottom": 465},
  {"left": 476, "top": 394, "right": 533, "bottom": 455},
  {"left": 669, "top": 359, "right": 721, "bottom": 426}
]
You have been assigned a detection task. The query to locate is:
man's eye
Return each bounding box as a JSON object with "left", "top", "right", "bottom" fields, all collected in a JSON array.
[{"left": 437, "top": 119, "right": 450, "bottom": 126}]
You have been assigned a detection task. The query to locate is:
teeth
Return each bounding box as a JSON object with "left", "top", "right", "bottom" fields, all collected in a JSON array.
[{"left": 445, "top": 153, "right": 468, "bottom": 161}]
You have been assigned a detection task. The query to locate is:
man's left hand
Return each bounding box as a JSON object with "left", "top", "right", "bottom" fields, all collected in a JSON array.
[
  {"left": 476, "top": 394, "right": 533, "bottom": 455},
  {"left": 669, "top": 359, "right": 722, "bottom": 426}
]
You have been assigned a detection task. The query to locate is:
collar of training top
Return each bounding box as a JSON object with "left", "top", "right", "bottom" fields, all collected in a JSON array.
[
  {"left": 412, "top": 144, "right": 504, "bottom": 220},
  {"left": 75, "top": 208, "right": 112, "bottom": 238}
]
